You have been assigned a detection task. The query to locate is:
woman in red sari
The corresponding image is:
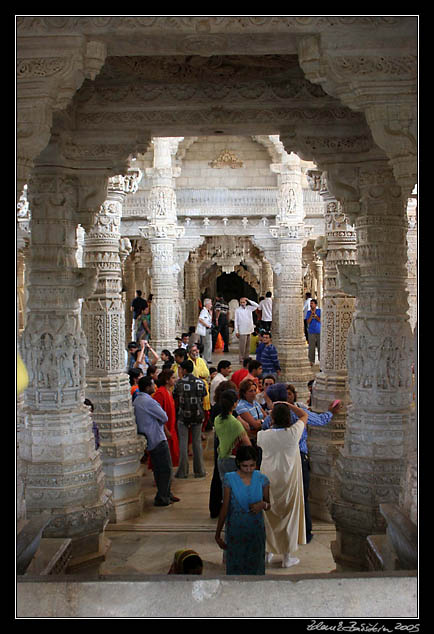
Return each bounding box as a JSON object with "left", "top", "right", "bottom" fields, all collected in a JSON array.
[{"left": 152, "top": 369, "right": 180, "bottom": 468}]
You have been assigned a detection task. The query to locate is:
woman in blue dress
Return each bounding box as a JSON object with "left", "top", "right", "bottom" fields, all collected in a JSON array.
[{"left": 215, "top": 445, "right": 270, "bottom": 575}]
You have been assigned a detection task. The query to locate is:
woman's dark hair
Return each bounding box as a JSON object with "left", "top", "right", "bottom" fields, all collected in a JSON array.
[
  {"left": 147, "top": 365, "right": 158, "bottom": 376},
  {"left": 214, "top": 379, "right": 238, "bottom": 405},
  {"left": 219, "top": 390, "right": 238, "bottom": 419},
  {"left": 235, "top": 445, "right": 258, "bottom": 467},
  {"left": 181, "top": 554, "right": 203, "bottom": 574},
  {"left": 161, "top": 349, "right": 174, "bottom": 369},
  {"left": 271, "top": 402, "right": 293, "bottom": 429},
  {"left": 128, "top": 368, "right": 142, "bottom": 386},
  {"left": 156, "top": 368, "right": 174, "bottom": 387}
]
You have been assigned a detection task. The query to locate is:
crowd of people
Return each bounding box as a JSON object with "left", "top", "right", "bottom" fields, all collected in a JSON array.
[{"left": 120, "top": 289, "right": 338, "bottom": 577}]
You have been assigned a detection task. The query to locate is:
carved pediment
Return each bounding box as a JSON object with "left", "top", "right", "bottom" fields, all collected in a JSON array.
[{"left": 209, "top": 149, "right": 243, "bottom": 169}]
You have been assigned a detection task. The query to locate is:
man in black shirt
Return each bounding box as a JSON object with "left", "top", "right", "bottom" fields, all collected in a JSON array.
[
  {"left": 131, "top": 290, "right": 148, "bottom": 336},
  {"left": 213, "top": 296, "right": 230, "bottom": 353}
]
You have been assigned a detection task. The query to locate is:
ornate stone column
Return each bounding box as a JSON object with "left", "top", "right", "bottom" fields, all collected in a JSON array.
[
  {"left": 260, "top": 258, "right": 273, "bottom": 297},
  {"left": 305, "top": 170, "right": 357, "bottom": 522},
  {"left": 258, "top": 153, "right": 313, "bottom": 400},
  {"left": 18, "top": 166, "right": 112, "bottom": 571},
  {"left": 81, "top": 171, "right": 146, "bottom": 523},
  {"left": 184, "top": 251, "right": 201, "bottom": 330},
  {"left": 327, "top": 160, "right": 414, "bottom": 570},
  {"left": 140, "top": 138, "right": 185, "bottom": 352}
]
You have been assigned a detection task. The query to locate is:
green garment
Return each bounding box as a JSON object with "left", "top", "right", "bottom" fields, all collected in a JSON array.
[{"left": 214, "top": 413, "right": 246, "bottom": 459}]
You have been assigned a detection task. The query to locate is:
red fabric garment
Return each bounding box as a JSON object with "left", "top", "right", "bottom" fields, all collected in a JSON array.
[
  {"left": 231, "top": 368, "right": 249, "bottom": 387},
  {"left": 152, "top": 385, "right": 179, "bottom": 467}
]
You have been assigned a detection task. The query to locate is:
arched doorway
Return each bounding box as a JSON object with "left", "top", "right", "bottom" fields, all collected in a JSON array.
[{"left": 216, "top": 270, "right": 258, "bottom": 303}]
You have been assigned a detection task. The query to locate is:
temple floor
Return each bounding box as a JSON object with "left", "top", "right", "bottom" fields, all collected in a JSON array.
[{"left": 99, "top": 344, "right": 332, "bottom": 578}]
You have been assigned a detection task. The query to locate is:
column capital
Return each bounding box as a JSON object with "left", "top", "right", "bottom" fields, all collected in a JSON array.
[{"left": 297, "top": 31, "right": 417, "bottom": 195}]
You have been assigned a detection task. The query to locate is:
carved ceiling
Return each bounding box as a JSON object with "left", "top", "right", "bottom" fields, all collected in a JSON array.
[
  {"left": 62, "top": 52, "right": 378, "bottom": 168},
  {"left": 20, "top": 15, "right": 415, "bottom": 177}
]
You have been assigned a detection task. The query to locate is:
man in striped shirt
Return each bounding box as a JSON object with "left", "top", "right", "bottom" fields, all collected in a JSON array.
[{"left": 259, "top": 332, "right": 281, "bottom": 377}]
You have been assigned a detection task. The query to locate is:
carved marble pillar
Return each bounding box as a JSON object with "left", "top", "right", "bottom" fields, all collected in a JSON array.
[
  {"left": 327, "top": 161, "right": 414, "bottom": 571},
  {"left": 140, "top": 138, "right": 185, "bottom": 352},
  {"left": 18, "top": 167, "right": 112, "bottom": 570},
  {"left": 260, "top": 258, "right": 273, "bottom": 297},
  {"left": 312, "top": 253, "right": 323, "bottom": 309},
  {"left": 306, "top": 171, "right": 357, "bottom": 522},
  {"left": 81, "top": 172, "right": 146, "bottom": 523},
  {"left": 122, "top": 250, "right": 136, "bottom": 343},
  {"left": 264, "top": 154, "right": 313, "bottom": 400},
  {"left": 184, "top": 251, "right": 200, "bottom": 330}
]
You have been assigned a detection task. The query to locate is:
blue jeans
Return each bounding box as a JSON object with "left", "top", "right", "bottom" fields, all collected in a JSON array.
[{"left": 149, "top": 440, "right": 173, "bottom": 505}]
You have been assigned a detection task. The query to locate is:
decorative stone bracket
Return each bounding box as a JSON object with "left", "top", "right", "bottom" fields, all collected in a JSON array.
[{"left": 336, "top": 263, "right": 361, "bottom": 297}]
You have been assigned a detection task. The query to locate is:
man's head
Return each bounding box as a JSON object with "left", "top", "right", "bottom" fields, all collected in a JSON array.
[
  {"left": 217, "top": 360, "right": 232, "bottom": 377},
  {"left": 174, "top": 348, "right": 187, "bottom": 363},
  {"left": 204, "top": 298, "right": 212, "bottom": 309},
  {"left": 138, "top": 376, "right": 155, "bottom": 394},
  {"left": 262, "top": 375, "right": 276, "bottom": 391},
  {"left": 262, "top": 332, "right": 272, "bottom": 345},
  {"left": 180, "top": 359, "right": 194, "bottom": 376},
  {"left": 265, "top": 291, "right": 272, "bottom": 298},
  {"left": 266, "top": 382, "right": 288, "bottom": 403},
  {"left": 242, "top": 357, "right": 251, "bottom": 368},
  {"left": 248, "top": 359, "right": 262, "bottom": 377},
  {"left": 136, "top": 290, "right": 142, "bottom": 297},
  {"left": 181, "top": 333, "right": 189, "bottom": 344},
  {"left": 188, "top": 344, "right": 199, "bottom": 359},
  {"left": 239, "top": 297, "right": 248, "bottom": 307},
  {"left": 127, "top": 341, "right": 139, "bottom": 353},
  {"left": 310, "top": 299, "right": 318, "bottom": 310}
]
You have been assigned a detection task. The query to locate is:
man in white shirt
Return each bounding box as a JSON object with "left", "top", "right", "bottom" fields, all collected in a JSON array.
[
  {"left": 234, "top": 297, "right": 259, "bottom": 363},
  {"left": 258, "top": 291, "right": 273, "bottom": 331},
  {"left": 195, "top": 298, "right": 213, "bottom": 364},
  {"left": 210, "top": 359, "right": 232, "bottom": 405}
]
